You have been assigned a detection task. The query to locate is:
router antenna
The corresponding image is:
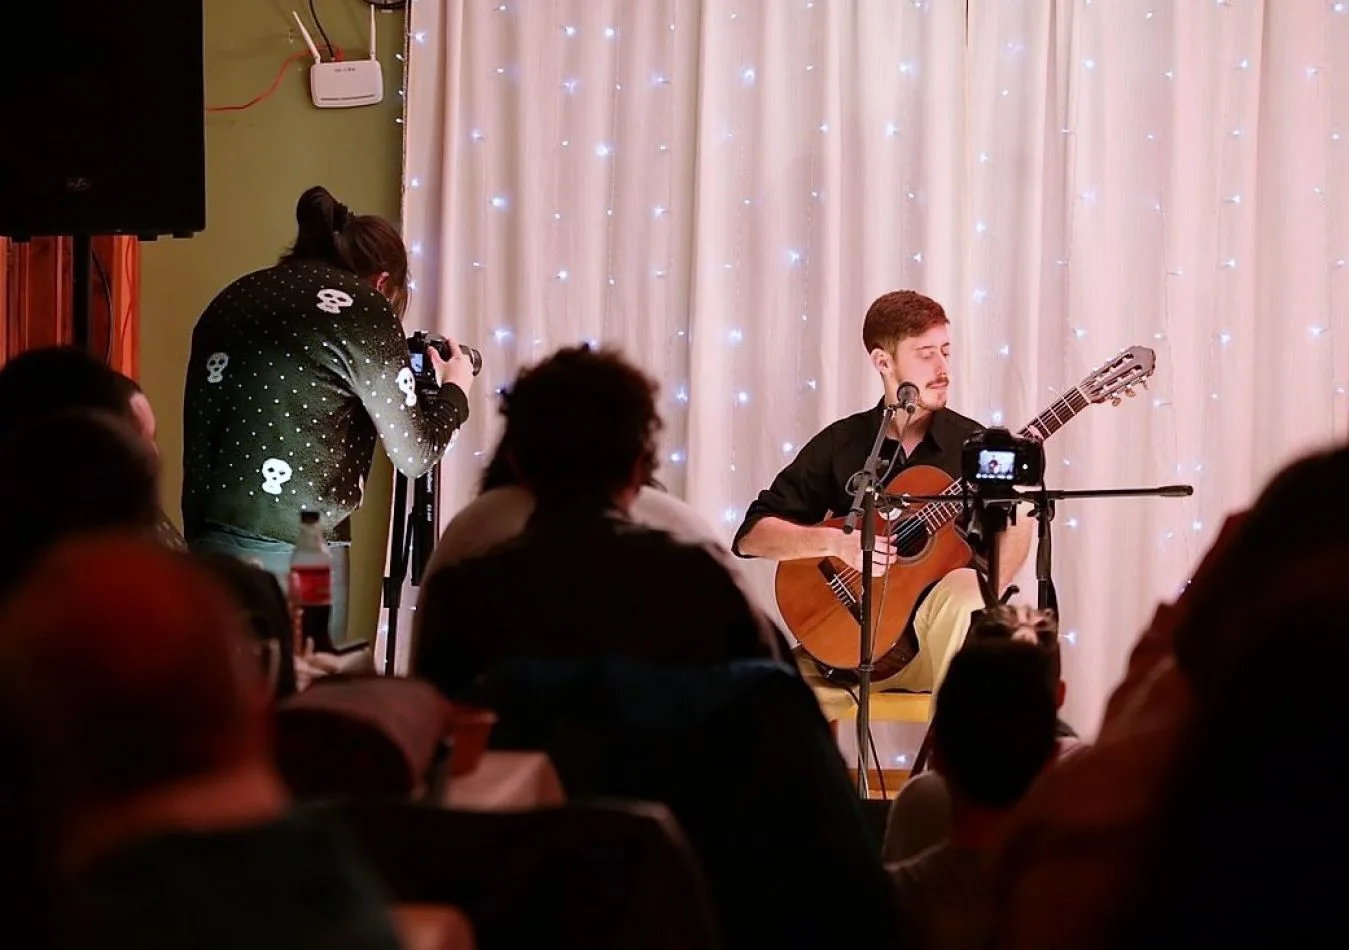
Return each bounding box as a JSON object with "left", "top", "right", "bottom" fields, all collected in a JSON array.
[
  {"left": 369, "top": 3, "right": 378, "bottom": 60},
  {"left": 291, "top": 10, "right": 323, "bottom": 65}
]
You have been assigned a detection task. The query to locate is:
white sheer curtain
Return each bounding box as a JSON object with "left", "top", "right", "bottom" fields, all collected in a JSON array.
[{"left": 402, "top": 0, "right": 1348, "bottom": 734}]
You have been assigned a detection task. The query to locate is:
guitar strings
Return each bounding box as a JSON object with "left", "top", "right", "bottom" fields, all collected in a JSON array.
[{"left": 833, "top": 503, "right": 951, "bottom": 589}]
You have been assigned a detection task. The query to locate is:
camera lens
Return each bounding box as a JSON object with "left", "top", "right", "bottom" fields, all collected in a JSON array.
[{"left": 459, "top": 345, "right": 483, "bottom": 376}]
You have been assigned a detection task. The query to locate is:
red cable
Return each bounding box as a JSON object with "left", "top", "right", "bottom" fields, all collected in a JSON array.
[{"left": 206, "top": 47, "right": 343, "bottom": 113}]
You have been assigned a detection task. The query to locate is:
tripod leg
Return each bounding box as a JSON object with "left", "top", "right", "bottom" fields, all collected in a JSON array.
[{"left": 382, "top": 472, "right": 412, "bottom": 675}]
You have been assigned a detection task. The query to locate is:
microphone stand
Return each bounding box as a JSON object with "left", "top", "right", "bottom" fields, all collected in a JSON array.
[{"left": 841, "top": 401, "right": 907, "bottom": 799}]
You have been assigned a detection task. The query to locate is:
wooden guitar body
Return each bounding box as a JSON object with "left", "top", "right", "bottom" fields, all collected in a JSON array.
[{"left": 773, "top": 465, "right": 972, "bottom": 681}]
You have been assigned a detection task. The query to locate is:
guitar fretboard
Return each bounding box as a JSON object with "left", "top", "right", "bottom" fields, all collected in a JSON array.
[{"left": 898, "top": 384, "right": 1091, "bottom": 535}]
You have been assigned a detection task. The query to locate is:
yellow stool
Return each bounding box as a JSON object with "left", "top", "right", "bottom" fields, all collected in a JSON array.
[
  {"left": 812, "top": 685, "right": 932, "bottom": 799},
  {"left": 812, "top": 686, "right": 932, "bottom": 726}
]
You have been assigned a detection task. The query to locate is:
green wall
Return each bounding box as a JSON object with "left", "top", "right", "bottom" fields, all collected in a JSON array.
[{"left": 140, "top": 0, "right": 406, "bottom": 643}]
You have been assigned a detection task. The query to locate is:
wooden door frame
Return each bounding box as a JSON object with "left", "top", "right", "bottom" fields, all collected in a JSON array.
[{"left": 0, "top": 236, "right": 140, "bottom": 376}]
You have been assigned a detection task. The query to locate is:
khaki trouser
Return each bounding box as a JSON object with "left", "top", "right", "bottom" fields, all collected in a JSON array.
[{"left": 881, "top": 567, "right": 988, "bottom": 693}]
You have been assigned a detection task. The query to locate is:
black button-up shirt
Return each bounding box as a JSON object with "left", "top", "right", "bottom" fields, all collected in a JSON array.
[{"left": 732, "top": 401, "right": 984, "bottom": 556}]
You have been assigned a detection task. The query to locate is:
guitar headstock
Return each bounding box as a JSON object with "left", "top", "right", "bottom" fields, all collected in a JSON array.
[{"left": 1081, "top": 345, "right": 1156, "bottom": 406}]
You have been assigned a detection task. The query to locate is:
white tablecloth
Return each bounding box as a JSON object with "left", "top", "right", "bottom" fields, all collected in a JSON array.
[{"left": 444, "top": 750, "right": 565, "bottom": 811}]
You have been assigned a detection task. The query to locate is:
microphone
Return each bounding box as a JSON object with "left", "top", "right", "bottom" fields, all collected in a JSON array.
[{"left": 894, "top": 382, "right": 920, "bottom": 414}]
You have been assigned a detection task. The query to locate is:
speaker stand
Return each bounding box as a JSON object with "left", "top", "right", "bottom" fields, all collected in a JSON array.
[{"left": 71, "top": 233, "right": 94, "bottom": 354}]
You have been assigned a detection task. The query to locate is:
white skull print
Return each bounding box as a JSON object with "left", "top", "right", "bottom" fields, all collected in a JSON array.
[
  {"left": 396, "top": 367, "right": 418, "bottom": 407},
  {"left": 205, "top": 352, "right": 229, "bottom": 384},
  {"left": 260, "top": 458, "right": 293, "bottom": 495},
  {"left": 315, "top": 288, "right": 354, "bottom": 315}
]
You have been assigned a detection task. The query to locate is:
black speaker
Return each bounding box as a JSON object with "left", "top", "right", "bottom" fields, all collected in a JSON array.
[{"left": 0, "top": 2, "right": 206, "bottom": 239}]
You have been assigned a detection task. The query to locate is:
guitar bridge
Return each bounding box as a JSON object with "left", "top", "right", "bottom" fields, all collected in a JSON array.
[{"left": 816, "top": 560, "right": 862, "bottom": 625}]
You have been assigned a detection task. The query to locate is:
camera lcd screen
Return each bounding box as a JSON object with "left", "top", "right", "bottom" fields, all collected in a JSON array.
[
  {"left": 976, "top": 449, "right": 1016, "bottom": 481},
  {"left": 409, "top": 352, "right": 424, "bottom": 375}
]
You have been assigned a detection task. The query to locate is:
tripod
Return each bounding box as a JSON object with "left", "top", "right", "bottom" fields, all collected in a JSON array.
[{"left": 380, "top": 462, "right": 441, "bottom": 675}]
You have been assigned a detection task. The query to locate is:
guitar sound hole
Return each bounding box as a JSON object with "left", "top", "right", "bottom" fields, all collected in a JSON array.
[{"left": 890, "top": 517, "right": 930, "bottom": 557}]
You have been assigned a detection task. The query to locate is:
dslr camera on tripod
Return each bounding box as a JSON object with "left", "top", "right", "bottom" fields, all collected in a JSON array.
[
  {"left": 406, "top": 331, "right": 483, "bottom": 383},
  {"left": 961, "top": 426, "right": 1045, "bottom": 496}
]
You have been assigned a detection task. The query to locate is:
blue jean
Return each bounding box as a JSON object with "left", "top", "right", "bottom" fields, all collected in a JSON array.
[{"left": 188, "top": 525, "right": 353, "bottom": 649}]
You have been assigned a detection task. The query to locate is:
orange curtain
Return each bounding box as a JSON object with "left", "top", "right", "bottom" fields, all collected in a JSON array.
[{"left": 0, "top": 236, "right": 140, "bottom": 377}]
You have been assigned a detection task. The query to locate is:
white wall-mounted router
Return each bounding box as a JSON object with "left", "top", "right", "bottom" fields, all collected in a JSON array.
[{"left": 291, "top": 5, "right": 384, "bottom": 109}]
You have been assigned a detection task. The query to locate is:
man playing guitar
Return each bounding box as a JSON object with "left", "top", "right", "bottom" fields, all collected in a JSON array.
[{"left": 732, "top": 290, "right": 1035, "bottom": 693}]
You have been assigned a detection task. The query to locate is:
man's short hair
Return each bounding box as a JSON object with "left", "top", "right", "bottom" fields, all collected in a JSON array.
[
  {"left": 498, "top": 345, "right": 661, "bottom": 508},
  {"left": 932, "top": 639, "right": 1057, "bottom": 808},
  {"left": 862, "top": 290, "right": 949, "bottom": 355},
  {"left": 0, "top": 346, "right": 133, "bottom": 443},
  {"left": 0, "top": 410, "right": 159, "bottom": 596},
  {"left": 966, "top": 603, "right": 1062, "bottom": 689}
]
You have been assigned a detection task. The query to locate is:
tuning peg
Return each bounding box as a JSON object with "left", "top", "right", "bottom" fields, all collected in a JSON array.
[
  {"left": 1124, "top": 387, "right": 1136, "bottom": 398},
  {"left": 1111, "top": 396, "right": 1122, "bottom": 406}
]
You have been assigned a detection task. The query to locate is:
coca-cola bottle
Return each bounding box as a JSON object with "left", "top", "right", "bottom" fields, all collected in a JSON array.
[{"left": 288, "top": 511, "right": 333, "bottom": 654}]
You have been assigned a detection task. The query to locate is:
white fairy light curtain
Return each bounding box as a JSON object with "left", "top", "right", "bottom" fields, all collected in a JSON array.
[{"left": 401, "top": 0, "right": 1348, "bottom": 734}]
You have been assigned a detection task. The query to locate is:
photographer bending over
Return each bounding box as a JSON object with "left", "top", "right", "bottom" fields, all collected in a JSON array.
[{"left": 182, "top": 185, "right": 474, "bottom": 646}]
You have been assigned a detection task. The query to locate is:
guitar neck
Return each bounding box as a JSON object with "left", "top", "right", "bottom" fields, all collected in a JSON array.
[{"left": 915, "top": 385, "right": 1091, "bottom": 532}]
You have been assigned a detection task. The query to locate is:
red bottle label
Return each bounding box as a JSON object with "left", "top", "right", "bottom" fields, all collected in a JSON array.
[{"left": 289, "top": 565, "right": 332, "bottom": 607}]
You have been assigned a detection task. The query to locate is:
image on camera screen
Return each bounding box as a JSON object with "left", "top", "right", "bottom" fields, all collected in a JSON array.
[
  {"left": 977, "top": 449, "right": 1016, "bottom": 481},
  {"left": 409, "top": 353, "right": 424, "bottom": 374}
]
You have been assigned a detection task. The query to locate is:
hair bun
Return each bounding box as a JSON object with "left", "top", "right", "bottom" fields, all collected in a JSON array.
[
  {"left": 295, "top": 186, "right": 351, "bottom": 237},
  {"left": 331, "top": 201, "right": 351, "bottom": 232}
]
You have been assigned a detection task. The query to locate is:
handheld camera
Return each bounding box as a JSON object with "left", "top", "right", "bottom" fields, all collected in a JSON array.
[{"left": 407, "top": 331, "right": 483, "bottom": 382}]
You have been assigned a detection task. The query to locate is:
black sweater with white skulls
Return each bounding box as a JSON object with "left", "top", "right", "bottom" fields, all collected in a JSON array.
[{"left": 182, "top": 259, "right": 468, "bottom": 545}]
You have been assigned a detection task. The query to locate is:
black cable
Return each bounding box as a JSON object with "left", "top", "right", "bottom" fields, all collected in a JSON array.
[
  {"left": 91, "top": 249, "right": 114, "bottom": 363},
  {"left": 308, "top": 0, "right": 336, "bottom": 60},
  {"left": 363, "top": 0, "right": 407, "bottom": 9}
]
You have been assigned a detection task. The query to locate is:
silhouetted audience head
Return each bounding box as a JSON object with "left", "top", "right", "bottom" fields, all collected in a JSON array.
[
  {"left": 0, "top": 680, "right": 59, "bottom": 948},
  {"left": 932, "top": 640, "right": 1058, "bottom": 809},
  {"left": 0, "top": 345, "right": 159, "bottom": 467},
  {"left": 1122, "top": 548, "right": 1349, "bottom": 947},
  {"left": 109, "top": 370, "right": 158, "bottom": 458},
  {"left": 0, "top": 538, "right": 271, "bottom": 838},
  {"left": 967, "top": 603, "right": 1063, "bottom": 707},
  {"left": 0, "top": 410, "right": 159, "bottom": 597},
  {"left": 0, "top": 347, "right": 130, "bottom": 439},
  {"left": 496, "top": 345, "right": 662, "bottom": 510},
  {"left": 1173, "top": 446, "right": 1349, "bottom": 700}
]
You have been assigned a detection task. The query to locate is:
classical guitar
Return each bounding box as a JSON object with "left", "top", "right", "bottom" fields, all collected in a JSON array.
[{"left": 774, "top": 345, "right": 1156, "bottom": 683}]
